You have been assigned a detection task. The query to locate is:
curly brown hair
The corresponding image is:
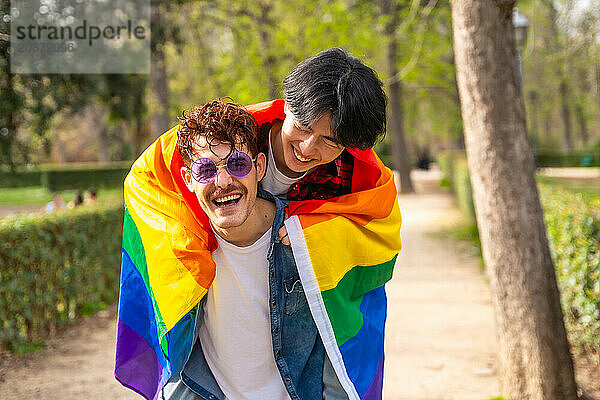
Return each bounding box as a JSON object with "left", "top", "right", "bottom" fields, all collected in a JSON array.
[{"left": 177, "top": 98, "right": 259, "bottom": 165}]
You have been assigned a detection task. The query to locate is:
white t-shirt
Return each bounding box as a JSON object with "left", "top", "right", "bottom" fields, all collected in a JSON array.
[
  {"left": 261, "top": 134, "right": 306, "bottom": 197},
  {"left": 198, "top": 228, "right": 291, "bottom": 400}
]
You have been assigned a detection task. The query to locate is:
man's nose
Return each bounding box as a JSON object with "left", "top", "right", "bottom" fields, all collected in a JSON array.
[
  {"left": 214, "top": 165, "right": 233, "bottom": 188},
  {"left": 299, "top": 134, "right": 318, "bottom": 153}
]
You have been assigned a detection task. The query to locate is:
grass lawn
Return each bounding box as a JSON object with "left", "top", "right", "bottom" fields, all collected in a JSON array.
[
  {"left": 536, "top": 176, "right": 600, "bottom": 196},
  {"left": 0, "top": 186, "right": 123, "bottom": 206}
]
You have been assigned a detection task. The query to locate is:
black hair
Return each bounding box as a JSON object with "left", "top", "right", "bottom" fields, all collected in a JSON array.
[
  {"left": 282, "top": 47, "right": 387, "bottom": 150},
  {"left": 74, "top": 191, "right": 84, "bottom": 206}
]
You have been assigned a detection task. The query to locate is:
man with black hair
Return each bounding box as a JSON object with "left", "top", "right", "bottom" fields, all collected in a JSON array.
[{"left": 250, "top": 47, "right": 388, "bottom": 202}]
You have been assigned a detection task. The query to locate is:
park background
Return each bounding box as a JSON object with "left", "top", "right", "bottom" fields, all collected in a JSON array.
[{"left": 0, "top": 0, "right": 599, "bottom": 399}]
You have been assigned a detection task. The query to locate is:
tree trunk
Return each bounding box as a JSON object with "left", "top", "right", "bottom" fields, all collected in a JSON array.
[
  {"left": 3, "top": 71, "right": 17, "bottom": 168},
  {"left": 544, "top": 117, "right": 553, "bottom": 144},
  {"left": 382, "top": 0, "right": 414, "bottom": 193},
  {"left": 574, "top": 103, "right": 588, "bottom": 146},
  {"left": 543, "top": 0, "right": 573, "bottom": 153},
  {"left": 90, "top": 106, "right": 110, "bottom": 162},
  {"left": 257, "top": 1, "right": 279, "bottom": 99},
  {"left": 559, "top": 79, "right": 573, "bottom": 151},
  {"left": 595, "top": 63, "right": 600, "bottom": 106},
  {"left": 55, "top": 135, "right": 66, "bottom": 164},
  {"left": 528, "top": 90, "right": 539, "bottom": 152},
  {"left": 132, "top": 75, "right": 148, "bottom": 155},
  {"left": 450, "top": 1, "right": 578, "bottom": 399},
  {"left": 150, "top": 1, "right": 171, "bottom": 139},
  {"left": 0, "top": 11, "right": 18, "bottom": 169},
  {"left": 98, "top": 127, "right": 110, "bottom": 162},
  {"left": 133, "top": 110, "right": 147, "bottom": 157}
]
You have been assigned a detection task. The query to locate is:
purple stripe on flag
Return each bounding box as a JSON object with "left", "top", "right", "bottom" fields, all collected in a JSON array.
[
  {"left": 115, "top": 319, "right": 163, "bottom": 400},
  {"left": 361, "top": 356, "right": 384, "bottom": 400}
]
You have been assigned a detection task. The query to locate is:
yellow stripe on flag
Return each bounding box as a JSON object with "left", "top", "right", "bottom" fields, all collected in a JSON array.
[
  {"left": 123, "top": 126, "right": 213, "bottom": 331},
  {"left": 300, "top": 202, "right": 402, "bottom": 292},
  {"left": 125, "top": 195, "right": 209, "bottom": 330}
]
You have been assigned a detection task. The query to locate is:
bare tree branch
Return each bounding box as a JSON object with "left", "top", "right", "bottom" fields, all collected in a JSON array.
[
  {"left": 395, "top": 0, "right": 421, "bottom": 35},
  {"left": 385, "top": 0, "right": 438, "bottom": 85}
]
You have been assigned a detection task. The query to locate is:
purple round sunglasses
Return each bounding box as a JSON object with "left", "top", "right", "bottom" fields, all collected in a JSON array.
[{"left": 191, "top": 151, "right": 256, "bottom": 184}]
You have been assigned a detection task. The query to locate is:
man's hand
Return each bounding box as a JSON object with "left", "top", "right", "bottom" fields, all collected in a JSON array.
[
  {"left": 278, "top": 225, "right": 290, "bottom": 245},
  {"left": 279, "top": 212, "right": 291, "bottom": 245}
]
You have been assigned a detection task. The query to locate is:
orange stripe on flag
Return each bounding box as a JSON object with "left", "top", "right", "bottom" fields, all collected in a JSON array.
[{"left": 289, "top": 161, "right": 397, "bottom": 230}]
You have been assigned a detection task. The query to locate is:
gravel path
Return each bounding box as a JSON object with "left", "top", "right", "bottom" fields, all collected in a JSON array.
[
  {"left": 384, "top": 186, "right": 500, "bottom": 399},
  {"left": 0, "top": 204, "right": 44, "bottom": 218},
  {"left": 0, "top": 171, "right": 506, "bottom": 400},
  {"left": 0, "top": 307, "right": 139, "bottom": 400}
]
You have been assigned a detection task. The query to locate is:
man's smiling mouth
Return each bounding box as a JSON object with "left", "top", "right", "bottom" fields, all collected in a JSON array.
[
  {"left": 213, "top": 194, "right": 242, "bottom": 207},
  {"left": 293, "top": 147, "right": 312, "bottom": 163}
]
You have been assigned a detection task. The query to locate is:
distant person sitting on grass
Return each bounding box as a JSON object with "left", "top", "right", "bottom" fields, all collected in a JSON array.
[
  {"left": 45, "top": 193, "right": 66, "bottom": 213},
  {"left": 67, "top": 191, "right": 84, "bottom": 209},
  {"left": 84, "top": 188, "right": 98, "bottom": 205}
]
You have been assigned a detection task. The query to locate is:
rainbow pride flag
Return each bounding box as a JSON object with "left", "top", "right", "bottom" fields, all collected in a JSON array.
[
  {"left": 115, "top": 126, "right": 218, "bottom": 399},
  {"left": 285, "top": 149, "right": 401, "bottom": 399},
  {"left": 115, "top": 111, "right": 401, "bottom": 400}
]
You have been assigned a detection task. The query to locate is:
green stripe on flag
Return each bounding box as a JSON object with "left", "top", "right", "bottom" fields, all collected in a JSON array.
[
  {"left": 122, "top": 206, "right": 169, "bottom": 356},
  {"left": 321, "top": 255, "right": 397, "bottom": 346}
]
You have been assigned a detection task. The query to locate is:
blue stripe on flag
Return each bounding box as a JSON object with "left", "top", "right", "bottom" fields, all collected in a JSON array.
[{"left": 338, "top": 285, "right": 387, "bottom": 397}]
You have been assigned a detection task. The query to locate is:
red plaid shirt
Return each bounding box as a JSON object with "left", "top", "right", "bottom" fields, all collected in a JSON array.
[{"left": 257, "top": 122, "right": 353, "bottom": 201}]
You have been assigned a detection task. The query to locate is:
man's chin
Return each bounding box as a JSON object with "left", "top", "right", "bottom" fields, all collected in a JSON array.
[
  {"left": 209, "top": 212, "right": 244, "bottom": 230},
  {"left": 211, "top": 220, "right": 241, "bottom": 231},
  {"left": 287, "top": 157, "right": 314, "bottom": 174}
]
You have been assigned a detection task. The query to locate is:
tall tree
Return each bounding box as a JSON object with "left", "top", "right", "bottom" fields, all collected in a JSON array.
[
  {"left": 450, "top": 1, "right": 578, "bottom": 398},
  {"left": 150, "top": 0, "right": 194, "bottom": 139},
  {"left": 404, "top": 1, "right": 463, "bottom": 150},
  {"left": 204, "top": 0, "right": 282, "bottom": 100},
  {"left": 521, "top": 0, "right": 600, "bottom": 151},
  {"left": 547, "top": 0, "right": 573, "bottom": 150},
  {"left": 150, "top": 0, "right": 170, "bottom": 139},
  {"left": 380, "top": 0, "right": 414, "bottom": 193},
  {"left": 0, "top": 0, "right": 24, "bottom": 169},
  {"left": 254, "top": 0, "right": 278, "bottom": 99},
  {"left": 100, "top": 74, "right": 149, "bottom": 159}
]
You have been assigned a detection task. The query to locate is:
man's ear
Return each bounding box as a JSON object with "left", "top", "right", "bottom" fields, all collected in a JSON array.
[
  {"left": 181, "top": 166, "right": 194, "bottom": 191},
  {"left": 255, "top": 152, "right": 267, "bottom": 182}
]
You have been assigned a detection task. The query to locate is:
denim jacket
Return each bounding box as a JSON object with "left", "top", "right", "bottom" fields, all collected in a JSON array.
[{"left": 164, "top": 191, "right": 345, "bottom": 400}]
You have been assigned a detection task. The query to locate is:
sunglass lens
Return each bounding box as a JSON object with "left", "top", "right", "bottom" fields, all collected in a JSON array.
[
  {"left": 192, "top": 158, "right": 217, "bottom": 183},
  {"left": 227, "top": 152, "right": 253, "bottom": 177}
]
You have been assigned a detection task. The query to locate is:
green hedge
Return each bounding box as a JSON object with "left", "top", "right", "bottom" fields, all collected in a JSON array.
[
  {"left": 0, "top": 162, "right": 131, "bottom": 190},
  {"left": 41, "top": 166, "right": 130, "bottom": 191},
  {"left": 438, "top": 151, "right": 476, "bottom": 223},
  {"left": 0, "top": 204, "right": 124, "bottom": 350},
  {"left": 0, "top": 170, "right": 44, "bottom": 188},
  {"left": 536, "top": 151, "right": 600, "bottom": 167},
  {"left": 541, "top": 184, "right": 600, "bottom": 352},
  {"left": 439, "top": 151, "right": 600, "bottom": 353}
]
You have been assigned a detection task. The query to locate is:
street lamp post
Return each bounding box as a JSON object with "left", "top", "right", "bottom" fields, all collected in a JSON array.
[
  {"left": 513, "top": 8, "right": 529, "bottom": 85},
  {"left": 513, "top": 8, "right": 533, "bottom": 156}
]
